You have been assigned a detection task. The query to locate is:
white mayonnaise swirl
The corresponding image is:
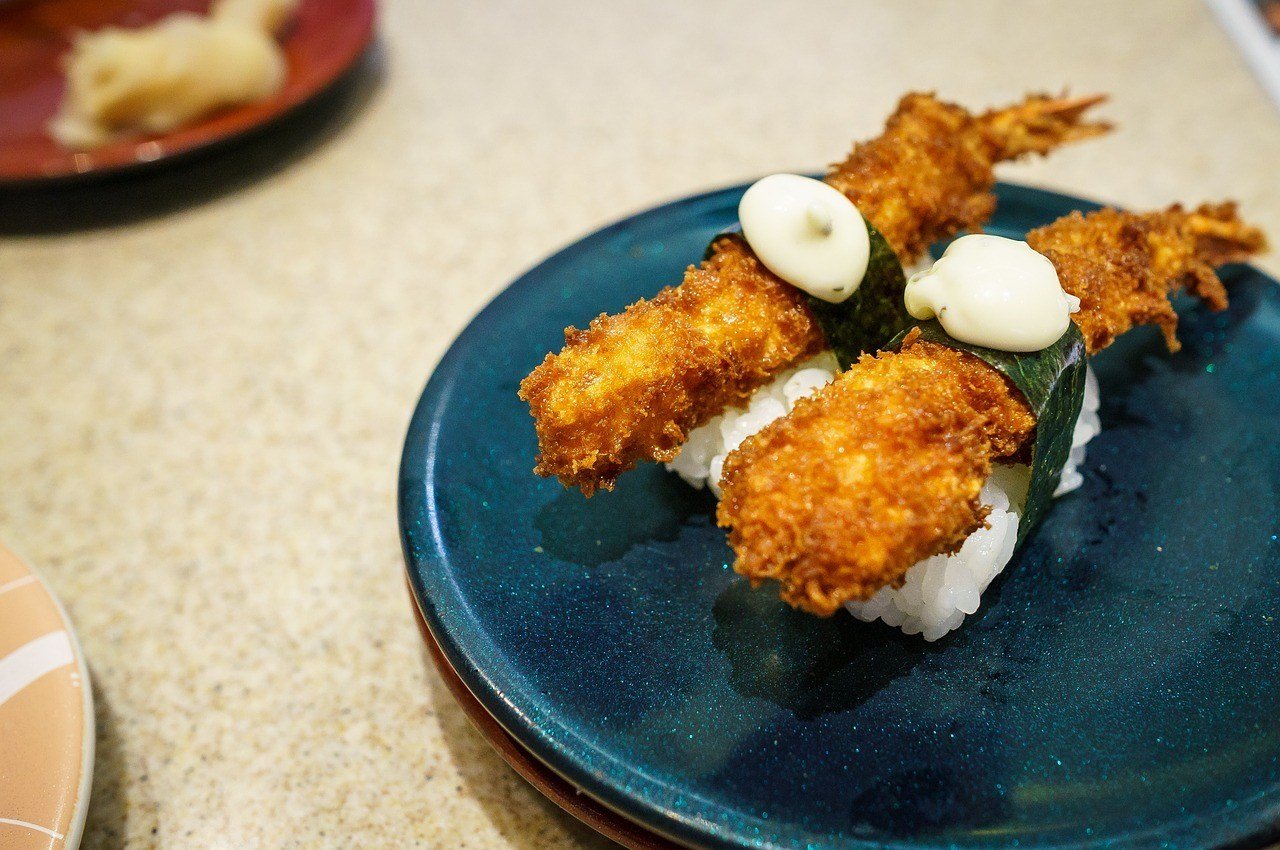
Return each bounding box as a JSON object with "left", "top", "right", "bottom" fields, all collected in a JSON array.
[
  {"left": 738, "top": 174, "right": 870, "bottom": 303},
  {"left": 903, "top": 234, "right": 1080, "bottom": 352}
]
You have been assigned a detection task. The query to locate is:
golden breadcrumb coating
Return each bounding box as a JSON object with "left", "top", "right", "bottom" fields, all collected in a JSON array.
[
  {"left": 719, "top": 204, "right": 1266, "bottom": 615},
  {"left": 718, "top": 339, "right": 1032, "bottom": 613},
  {"left": 828, "top": 92, "right": 1110, "bottom": 261},
  {"left": 1027, "top": 203, "right": 1267, "bottom": 354},
  {"left": 519, "top": 236, "right": 821, "bottom": 494},
  {"left": 521, "top": 92, "right": 1109, "bottom": 493}
]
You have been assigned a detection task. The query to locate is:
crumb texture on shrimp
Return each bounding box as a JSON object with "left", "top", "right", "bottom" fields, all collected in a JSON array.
[
  {"left": 717, "top": 341, "right": 1033, "bottom": 616},
  {"left": 1028, "top": 203, "right": 1266, "bottom": 354},
  {"left": 827, "top": 92, "right": 1110, "bottom": 261},
  {"left": 720, "top": 203, "right": 1265, "bottom": 615},
  {"left": 522, "top": 92, "right": 1109, "bottom": 494},
  {"left": 519, "top": 236, "right": 823, "bottom": 494}
]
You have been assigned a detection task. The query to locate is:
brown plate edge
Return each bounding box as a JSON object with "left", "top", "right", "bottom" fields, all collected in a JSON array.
[{"left": 406, "top": 580, "right": 688, "bottom": 850}]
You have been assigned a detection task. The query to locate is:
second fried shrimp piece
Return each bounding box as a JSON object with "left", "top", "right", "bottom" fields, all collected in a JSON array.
[
  {"left": 720, "top": 203, "right": 1266, "bottom": 615},
  {"left": 829, "top": 92, "right": 1109, "bottom": 260},
  {"left": 522, "top": 92, "right": 1109, "bottom": 494},
  {"left": 718, "top": 341, "right": 1032, "bottom": 613},
  {"left": 1027, "top": 203, "right": 1266, "bottom": 353},
  {"left": 520, "top": 237, "right": 822, "bottom": 495}
]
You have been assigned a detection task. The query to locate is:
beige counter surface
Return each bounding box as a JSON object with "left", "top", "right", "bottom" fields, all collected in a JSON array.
[{"left": 1, "top": 1, "right": 1277, "bottom": 847}]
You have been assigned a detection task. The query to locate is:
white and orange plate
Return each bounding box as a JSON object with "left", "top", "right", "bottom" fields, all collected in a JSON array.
[{"left": 0, "top": 544, "right": 93, "bottom": 850}]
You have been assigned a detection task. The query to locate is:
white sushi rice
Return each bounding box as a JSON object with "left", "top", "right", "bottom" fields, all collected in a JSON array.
[
  {"left": 666, "top": 355, "right": 1102, "bottom": 641},
  {"left": 665, "top": 351, "right": 842, "bottom": 498}
]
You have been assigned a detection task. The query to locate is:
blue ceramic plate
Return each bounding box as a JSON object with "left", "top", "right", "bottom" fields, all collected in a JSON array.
[{"left": 400, "top": 182, "right": 1280, "bottom": 850}]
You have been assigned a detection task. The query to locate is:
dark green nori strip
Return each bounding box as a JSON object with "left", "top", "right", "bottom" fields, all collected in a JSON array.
[
  {"left": 706, "top": 220, "right": 1084, "bottom": 542},
  {"left": 705, "top": 222, "right": 912, "bottom": 368},
  {"left": 801, "top": 223, "right": 912, "bottom": 368},
  {"left": 888, "top": 320, "right": 1088, "bottom": 543}
]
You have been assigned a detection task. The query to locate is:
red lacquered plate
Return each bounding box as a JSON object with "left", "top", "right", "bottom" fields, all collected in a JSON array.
[
  {"left": 408, "top": 585, "right": 685, "bottom": 850},
  {"left": 0, "top": 0, "right": 375, "bottom": 186}
]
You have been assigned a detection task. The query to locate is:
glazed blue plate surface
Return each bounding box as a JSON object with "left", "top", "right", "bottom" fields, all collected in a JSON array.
[{"left": 400, "top": 183, "right": 1280, "bottom": 850}]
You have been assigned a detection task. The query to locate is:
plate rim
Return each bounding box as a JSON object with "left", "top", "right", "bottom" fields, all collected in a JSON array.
[
  {"left": 406, "top": 580, "right": 688, "bottom": 850},
  {"left": 399, "top": 180, "right": 1280, "bottom": 850}
]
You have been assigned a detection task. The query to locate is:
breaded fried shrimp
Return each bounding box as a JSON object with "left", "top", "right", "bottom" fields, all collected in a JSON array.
[
  {"left": 520, "top": 236, "right": 822, "bottom": 495},
  {"left": 521, "top": 92, "right": 1109, "bottom": 493},
  {"left": 719, "top": 204, "right": 1266, "bottom": 615},
  {"left": 718, "top": 341, "right": 1032, "bottom": 613},
  {"left": 1027, "top": 203, "right": 1265, "bottom": 353},
  {"left": 827, "top": 92, "right": 1109, "bottom": 261}
]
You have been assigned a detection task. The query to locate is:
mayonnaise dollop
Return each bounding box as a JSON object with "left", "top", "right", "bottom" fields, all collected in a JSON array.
[
  {"left": 903, "top": 234, "right": 1080, "bottom": 352},
  {"left": 738, "top": 174, "right": 870, "bottom": 303}
]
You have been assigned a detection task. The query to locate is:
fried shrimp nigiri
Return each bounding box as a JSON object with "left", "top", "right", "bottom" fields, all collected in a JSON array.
[
  {"left": 520, "top": 92, "right": 1110, "bottom": 495},
  {"left": 718, "top": 204, "right": 1267, "bottom": 616}
]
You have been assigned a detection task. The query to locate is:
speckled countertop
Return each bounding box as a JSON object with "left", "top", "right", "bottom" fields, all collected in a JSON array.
[{"left": 1, "top": 1, "right": 1277, "bottom": 847}]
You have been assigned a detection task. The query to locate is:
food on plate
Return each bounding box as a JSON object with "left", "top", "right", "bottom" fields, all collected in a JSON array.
[
  {"left": 714, "top": 203, "right": 1264, "bottom": 636},
  {"left": 518, "top": 89, "right": 1265, "bottom": 640},
  {"left": 519, "top": 92, "right": 1110, "bottom": 494},
  {"left": 49, "top": 0, "right": 299, "bottom": 149},
  {"left": 210, "top": 0, "right": 299, "bottom": 33}
]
